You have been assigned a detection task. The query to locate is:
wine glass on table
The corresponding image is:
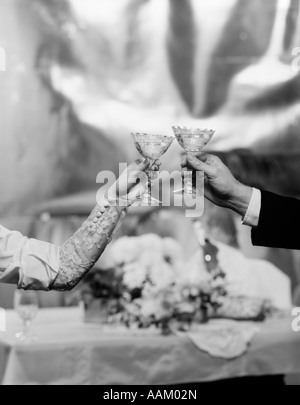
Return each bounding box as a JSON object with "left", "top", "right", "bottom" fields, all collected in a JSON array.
[
  {"left": 172, "top": 126, "right": 215, "bottom": 195},
  {"left": 14, "top": 290, "right": 39, "bottom": 343},
  {"left": 131, "top": 132, "right": 174, "bottom": 205}
]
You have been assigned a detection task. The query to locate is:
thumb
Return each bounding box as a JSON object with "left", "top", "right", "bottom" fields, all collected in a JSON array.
[
  {"left": 128, "top": 170, "right": 148, "bottom": 185},
  {"left": 126, "top": 158, "right": 150, "bottom": 178}
]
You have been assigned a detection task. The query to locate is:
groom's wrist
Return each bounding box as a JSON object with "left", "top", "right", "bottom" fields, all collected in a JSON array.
[{"left": 226, "top": 183, "right": 253, "bottom": 218}]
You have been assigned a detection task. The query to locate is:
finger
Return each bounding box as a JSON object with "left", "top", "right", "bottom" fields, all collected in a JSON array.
[
  {"left": 189, "top": 153, "right": 218, "bottom": 167},
  {"left": 151, "top": 165, "right": 159, "bottom": 172},
  {"left": 130, "top": 158, "right": 150, "bottom": 172},
  {"left": 188, "top": 152, "right": 209, "bottom": 163},
  {"left": 128, "top": 181, "right": 146, "bottom": 201},
  {"left": 186, "top": 155, "right": 215, "bottom": 177},
  {"left": 128, "top": 170, "right": 148, "bottom": 185},
  {"left": 181, "top": 155, "right": 188, "bottom": 167}
]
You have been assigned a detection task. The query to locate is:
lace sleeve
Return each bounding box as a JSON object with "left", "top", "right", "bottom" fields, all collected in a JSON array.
[{"left": 50, "top": 200, "right": 127, "bottom": 291}]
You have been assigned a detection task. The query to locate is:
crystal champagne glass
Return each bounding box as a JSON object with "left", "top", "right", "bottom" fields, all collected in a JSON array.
[
  {"left": 131, "top": 133, "right": 174, "bottom": 205},
  {"left": 172, "top": 126, "right": 215, "bottom": 195},
  {"left": 14, "top": 290, "right": 39, "bottom": 343}
]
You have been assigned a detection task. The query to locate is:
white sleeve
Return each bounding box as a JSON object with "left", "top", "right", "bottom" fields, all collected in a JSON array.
[
  {"left": 241, "top": 188, "right": 261, "bottom": 228},
  {"left": 0, "top": 225, "right": 59, "bottom": 291}
]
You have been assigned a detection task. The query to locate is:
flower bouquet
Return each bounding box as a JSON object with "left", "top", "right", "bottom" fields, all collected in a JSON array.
[
  {"left": 67, "top": 233, "right": 234, "bottom": 332},
  {"left": 109, "top": 234, "right": 229, "bottom": 333},
  {"left": 110, "top": 234, "right": 184, "bottom": 332}
]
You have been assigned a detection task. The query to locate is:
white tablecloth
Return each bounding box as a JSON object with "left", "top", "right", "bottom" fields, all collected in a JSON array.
[{"left": 0, "top": 307, "right": 299, "bottom": 385}]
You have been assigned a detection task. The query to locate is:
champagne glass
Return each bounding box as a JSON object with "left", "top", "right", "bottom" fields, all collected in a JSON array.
[
  {"left": 14, "top": 290, "right": 39, "bottom": 343},
  {"left": 172, "top": 126, "right": 215, "bottom": 195},
  {"left": 131, "top": 133, "right": 174, "bottom": 205}
]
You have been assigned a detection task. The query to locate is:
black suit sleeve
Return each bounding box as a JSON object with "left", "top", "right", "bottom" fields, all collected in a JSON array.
[{"left": 251, "top": 190, "right": 300, "bottom": 250}]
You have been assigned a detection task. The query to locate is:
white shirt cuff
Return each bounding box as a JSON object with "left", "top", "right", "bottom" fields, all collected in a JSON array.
[
  {"left": 0, "top": 225, "right": 59, "bottom": 290},
  {"left": 241, "top": 188, "right": 261, "bottom": 227}
]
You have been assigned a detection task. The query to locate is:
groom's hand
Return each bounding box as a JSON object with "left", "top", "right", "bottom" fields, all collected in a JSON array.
[{"left": 181, "top": 153, "right": 252, "bottom": 217}]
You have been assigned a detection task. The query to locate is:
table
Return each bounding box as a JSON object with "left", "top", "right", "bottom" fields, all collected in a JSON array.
[{"left": 0, "top": 307, "right": 300, "bottom": 385}]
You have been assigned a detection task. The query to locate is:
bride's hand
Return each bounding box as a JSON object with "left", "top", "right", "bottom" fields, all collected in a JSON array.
[{"left": 107, "top": 159, "right": 161, "bottom": 205}]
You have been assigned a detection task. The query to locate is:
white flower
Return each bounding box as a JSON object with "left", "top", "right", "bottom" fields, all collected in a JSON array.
[
  {"left": 177, "top": 251, "right": 210, "bottom": 287},
  {"left": 122, "top": 262, "right": 147, "bottom": 290},
  {"left": 150, "top": 262, "right": 176, "bottom": 291},
  {"left": 138, "top": 233, "right": 162, "bottom": 250},
  {"left": 178, "top": 265, "right": 210, "bottom": 287},
  {"left": 110, "top": 236, "right": 140, "bottom": 265},
  {"left": 139, "top": 247, "right": 161, "bottom": 270}
]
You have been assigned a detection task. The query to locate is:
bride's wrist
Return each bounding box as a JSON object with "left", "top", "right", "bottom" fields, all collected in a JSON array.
[{"left": 103, "top": 191, "right": 131, "bottom": 212}]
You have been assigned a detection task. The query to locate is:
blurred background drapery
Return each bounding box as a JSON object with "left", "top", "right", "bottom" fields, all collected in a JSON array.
[{"left": 0, "top": 0, "right": 300, "bottom": 307}]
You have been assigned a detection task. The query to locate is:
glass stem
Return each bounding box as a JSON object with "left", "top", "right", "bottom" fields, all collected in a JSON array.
[
  {"left": 184, "top": 170, "right": 194, "bottom": 194},
  {"left": 24, "top": 320, "right": 31, "bottom": 335},
  {"left": 145, "top": 160, "right": 156, "bottom": 205}
]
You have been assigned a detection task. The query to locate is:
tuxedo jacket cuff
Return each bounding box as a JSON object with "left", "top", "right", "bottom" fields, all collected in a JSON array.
[{"left": 251, "top": 190, "right": 300, "bottom": 250}]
